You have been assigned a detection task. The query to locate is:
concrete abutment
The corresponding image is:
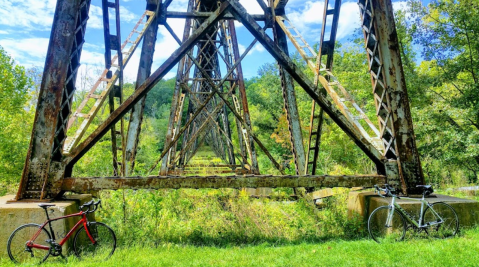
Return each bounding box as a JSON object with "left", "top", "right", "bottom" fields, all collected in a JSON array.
[
  {"left": 0, "top": 194, "right": 93, "bottom": 258},
  {"left": 348, "top": 191, "right": 479, "bottom": 228}
]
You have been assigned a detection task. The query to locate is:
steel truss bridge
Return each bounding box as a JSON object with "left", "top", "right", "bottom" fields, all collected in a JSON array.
[{"left": 14, "top": 0, "right": 424, "bottom": 201}]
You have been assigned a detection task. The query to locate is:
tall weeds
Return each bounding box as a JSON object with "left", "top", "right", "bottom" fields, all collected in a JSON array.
[{"left": 94, "top": 188, "right": 366, "bottom": 247}]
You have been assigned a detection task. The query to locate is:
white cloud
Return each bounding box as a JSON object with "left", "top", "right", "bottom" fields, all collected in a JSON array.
[
  {"left": 239, "top": 0, "right": 265, "bottom": 14},
  {"left": 0, "top": 0, "right": 56, "bottom": 30},
  {"left": 286, "top": 1, "right": 325, "bottom": 38},
  {"left": 336, "top": 1, "right": 361, "bottom": 40},
  {"left": 0, "top": 30, "right": 8, "bottom": 34},
  {"left": 88, "top": 5, "right": 105, "bottom": 29},
  {"left": 79, "top": 50, "right": 105, "bottom": 65},
  {"left": 238, "top": 43, "right": 265, "bottom": 55},
  {"left": 285, "top": 1, "right": 363, "bottom": 42},
  {"left": 0, "top": 37, "right": 49, "bottom": 66},
  {"left": 119, "top": 5, "right": 137, "bottom": 22},
  {"left": 168, "top": 0, "right": 189, "bottom": 12}
]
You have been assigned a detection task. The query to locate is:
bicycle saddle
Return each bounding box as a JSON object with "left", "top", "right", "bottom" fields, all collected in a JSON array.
[
  {"left": 38, "top": 204, "right": 56, "bottom": 209},
  {"left": 416, "top": 185, "right": 434, "bottom": 195}
]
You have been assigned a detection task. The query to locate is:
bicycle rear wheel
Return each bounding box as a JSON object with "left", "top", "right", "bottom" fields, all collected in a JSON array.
[
  {"left": 422, "top": 202, "right": 459, "bottom": 238},
  {"left": 368, "top": 206, "right": 406, "bottom": 243},
  {"left": 73, "top": 222, "right": 116, "bottom": 261},
  {"left": 7, "top": 223, "right": 51, "bottom": 265}
]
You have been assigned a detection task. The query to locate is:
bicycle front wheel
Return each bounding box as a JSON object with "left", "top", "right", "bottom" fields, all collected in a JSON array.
[
  {"left": 7, "top": 223, "right": 51, "bottom": 265},
  {"left": 422, "top": 202, "right": 459, "bottom": 238},
  {"left": 368, "top": 206, "right": 406, "bottom": 243},
  {"left": 73, "top": 222, "right": 116, "bottom": 261}
]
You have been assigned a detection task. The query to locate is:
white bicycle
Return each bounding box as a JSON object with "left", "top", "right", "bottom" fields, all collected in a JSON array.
[{"left": 368, "top": 184, "right": 459, "bottom": 243}]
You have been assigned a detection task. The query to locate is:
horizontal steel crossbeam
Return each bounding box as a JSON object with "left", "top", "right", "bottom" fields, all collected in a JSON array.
[{"left": 62, "top": 174, "right": 386, "bottom": 192}]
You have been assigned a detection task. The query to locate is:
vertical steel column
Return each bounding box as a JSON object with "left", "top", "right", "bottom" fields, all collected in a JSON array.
[
  {"left": 102, "top": 0, "right": 125, "bottom": 176},
  {"left": 125, "top": 0, "right": 160, "bottom": 176},
  {"left": 305, "top": 0, "right": 341, "bottom": 175},
  {"left": 228, "top": 20, "right": 260, "bottom": 174},
  {"left": 163, "top": 0, "right": 240, "bottom": 173},
  {"left": 359, "top": 0, "right": 424, "bottom": 194},
  {"left": 16, "top": 0, "right": 89, "bottom": 200},
  {"left": 272, "top": 4, "right": 306, "bottom": 175},
  {"left": 160, "top": 0, "right": 195, "bottom": 175},
  {"left": 66, "top": 0, "right": 231, "bottom": 169}
]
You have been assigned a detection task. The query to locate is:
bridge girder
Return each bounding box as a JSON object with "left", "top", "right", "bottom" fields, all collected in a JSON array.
[{"left": 14, "top": 0, "right": 423, "bottom": 201}]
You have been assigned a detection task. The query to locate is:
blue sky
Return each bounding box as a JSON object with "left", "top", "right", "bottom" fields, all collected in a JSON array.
[{"left": 0, "top": 0, "right": 410, "bottom": 85}]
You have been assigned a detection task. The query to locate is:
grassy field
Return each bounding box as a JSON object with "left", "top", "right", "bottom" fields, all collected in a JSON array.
[
  {"left": 2, "top": 153, "right": 478, "bottom": 266},
  {"left": 1, "top": 227, "right": 478, "bottom": 266}
]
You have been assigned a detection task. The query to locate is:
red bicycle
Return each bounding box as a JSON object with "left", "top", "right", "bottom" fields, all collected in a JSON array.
[{"left": 7, "top": 199, "right": 116, "bottom": 264}]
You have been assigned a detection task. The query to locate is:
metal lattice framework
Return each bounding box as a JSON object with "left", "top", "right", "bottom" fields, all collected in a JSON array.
[{"left": 14, "top": 0, "right": 424, "bottom": 201}]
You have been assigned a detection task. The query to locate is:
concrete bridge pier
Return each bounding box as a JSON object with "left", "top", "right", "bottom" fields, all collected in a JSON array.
[
  {"left": 348, "top": 191, "right": 479, "bottom": 229},
  {"left": 0, "top": 194, "right": 93, "bottom": 258}
]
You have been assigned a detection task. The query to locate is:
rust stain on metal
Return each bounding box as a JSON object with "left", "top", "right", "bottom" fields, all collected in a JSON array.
[
  {"left": 15, "top": 0, "right": 424, "bottom": 200},
  {"left": 62, "top": 175, "right": 386, "bottom": 192},
  {"left": 359, "top": 0, "right": 424, "bottom": 194}
]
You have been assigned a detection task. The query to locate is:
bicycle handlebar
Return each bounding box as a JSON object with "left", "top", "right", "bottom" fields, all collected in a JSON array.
[
  {"left": 79, "top": 199, "right": 101, "bottom": 213},
  {"left": 374, "top": 184, "right": 397, "bottom": 198}
]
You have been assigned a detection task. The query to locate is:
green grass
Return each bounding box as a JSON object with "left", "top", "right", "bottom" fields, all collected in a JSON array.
[{"left": 1, "top": 227, "right": 478, "bottom": 266}]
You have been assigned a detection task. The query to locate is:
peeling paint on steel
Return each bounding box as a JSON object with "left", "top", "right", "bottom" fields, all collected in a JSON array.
[{"left": 62, "top": 175, "right": 386, "bottom": 192}]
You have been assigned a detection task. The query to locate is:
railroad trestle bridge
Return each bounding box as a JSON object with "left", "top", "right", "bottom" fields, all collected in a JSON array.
[{"left": 14, "top": 0, "right": 423, "bottom": 201}]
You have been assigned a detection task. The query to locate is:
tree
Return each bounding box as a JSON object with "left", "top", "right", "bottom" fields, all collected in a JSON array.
[
  {"left": 0, "top": 46, "right": 34, "bottom": 183},
  {"left": 406, "top": 0, "right": 479, "bottom": 184}
]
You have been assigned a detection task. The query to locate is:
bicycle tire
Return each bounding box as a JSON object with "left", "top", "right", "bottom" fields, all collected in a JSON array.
[
  {"left": 7, "top": 223, "right": 51, "bottom": 265},
  {"left": 422, "top": 202, "right": 459, "bottom": 238},
  {"left": 73, "top": 222, "right": 116, "bottom": 261},
  {"left": 368, "top": 206, "right": 406, "bottom": 243}
]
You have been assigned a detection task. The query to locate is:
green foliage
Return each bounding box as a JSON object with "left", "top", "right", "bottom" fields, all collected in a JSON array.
[
  {"left": 0, "top": 46, "right": 31, "bottom": 112},
  {"left": 90, "top": 188, "right": 365, "bottom": 247},
  {"left": 2, "top": 225, "right": 479, "bottom": 266},
  {"left": 0, "top": 46, "right": 34, "bottom": 184},
  {"left": 405, "top": 0, "right": 479, "bottom": 184}
]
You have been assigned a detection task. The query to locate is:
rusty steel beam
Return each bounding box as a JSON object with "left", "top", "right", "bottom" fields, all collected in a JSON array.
[
  {"left": 164, "top": 23, "right": 285, "bottom": 174},
  {"left": 172, "top": 31, "right": 286, "bottom": 174},
  {"left": 166, "top": 11, "right": 266, "bottom": 21},
  {"left": 63, "top": 11, "right": 156, "bottom": 154},
  {"left": 359, "top": 0, "right": 424, "bottom": 194},
  {"left": 148, "top": 91, "right": 218, "bottom": 174},
  {"left": 227, "top": 0, "right": 384, "bottom": 168},
  {"left": 172, "top": 102, "right": 226, "bottom": 164},
  {"left": 162, "top": 13, "right": 260, "bottom": 174},
  {"left": 16, "top": 0, "right": 88, "bottom": 200},
  {"left": 272, "top": 4, "right": 306, "bottom": 175},
  {"left": 228, "top": 19, "right": 259, "bottom": 173},
  {"left": 67, "top": 2, "right": 230, "bottom": 168},
  {"left": 161, "top": 0, "right": 234, "bottom": 173},
  {"left": 125, "top": 0, "right": 160, "bottom": 175},
  {"left": 305, "top": 0, "right": 341, "bottom": 175},
  {"left": 160, "top": 1, "right": 194, "bottom": 175},
  {"left": 62, "top": 174, "right": 386, "bottom": 192}
]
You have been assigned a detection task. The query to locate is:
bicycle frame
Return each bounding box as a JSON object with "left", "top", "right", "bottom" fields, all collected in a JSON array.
[
  {"left": 386, "top": 195, "right": 445, "bottom": 228},
  {"left": 26, "top": 211, "right": 96, "bottom": 251}
]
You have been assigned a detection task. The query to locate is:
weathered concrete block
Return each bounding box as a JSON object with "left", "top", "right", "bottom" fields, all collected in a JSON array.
[
  {"left": 0, "top": 194, "right": 93, "bottom": 258},
  {"left": 310, "top": 188, "right": 334, "bottom": 200},
  {"left": 244, "top": 187, "right": 273, "bottom": 196},
  {"left": 348, "top": 191, "right": 479, "bottom": 228}
]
